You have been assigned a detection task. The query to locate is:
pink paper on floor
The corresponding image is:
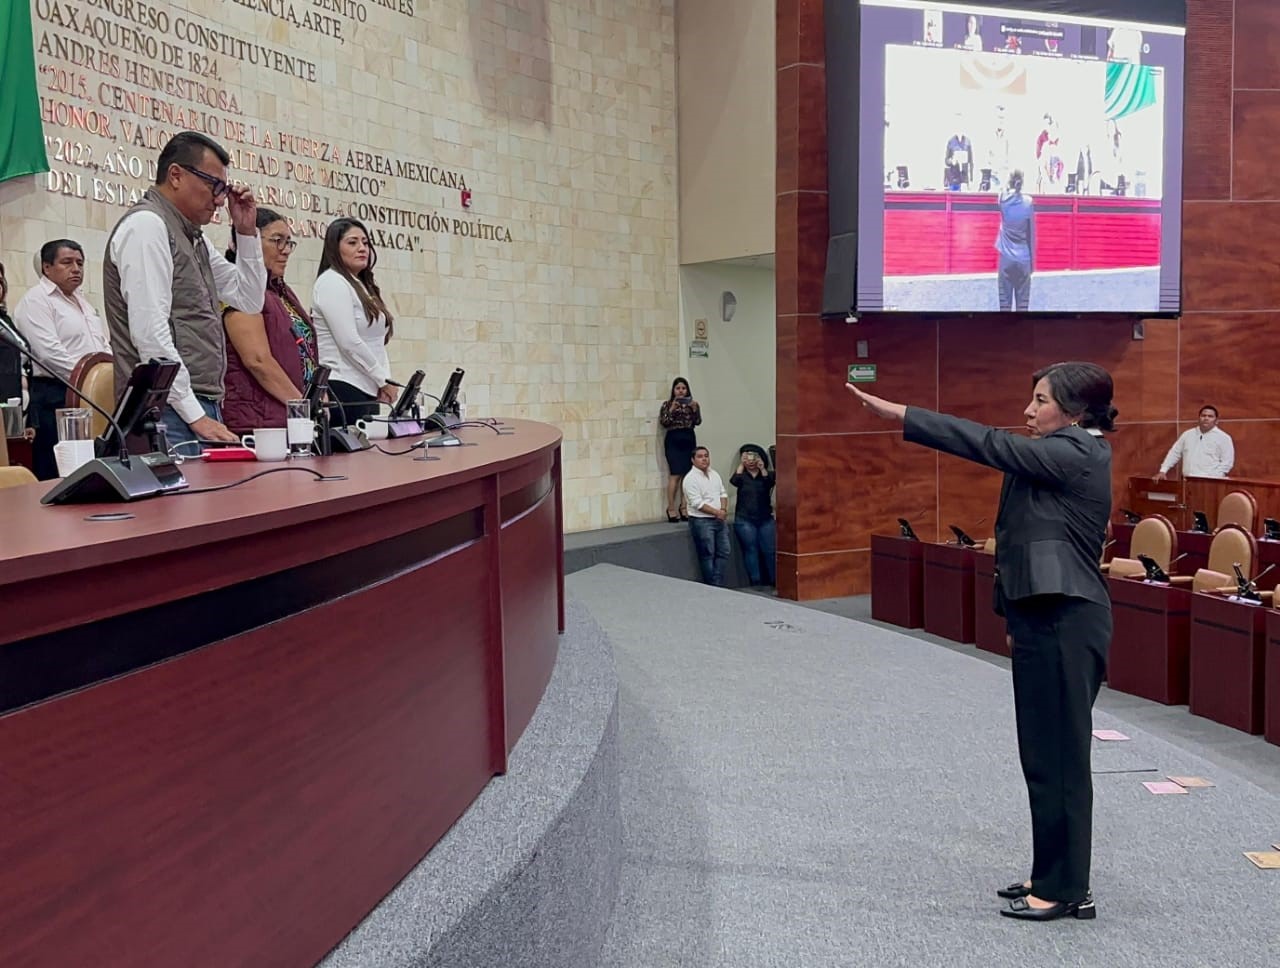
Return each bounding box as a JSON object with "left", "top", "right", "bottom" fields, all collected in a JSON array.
[
  {"left": 1143, "top": 781, "right": 1188, "bottom": 795},
  {"left": 1092, "top": 729, "right": 1130, "bottom": 741}
]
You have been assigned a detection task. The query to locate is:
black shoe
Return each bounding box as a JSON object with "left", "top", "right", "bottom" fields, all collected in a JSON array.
[
  {"left": 1000, "top": 896, "right": 1096, "bottom": 922},
  {"left": 679, "top": 512, "right": 689, "bottom": 521},
  {"left": 997, "top": 881, "right": 1032, "bottom": 900},
  {"left": 667, "top": 512, "right": 679, "bottom": 523}
]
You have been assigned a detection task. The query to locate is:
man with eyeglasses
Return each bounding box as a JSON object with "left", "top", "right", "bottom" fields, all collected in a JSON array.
[{"left": 103, "top": 130, "right": 266, "bottom": 447}]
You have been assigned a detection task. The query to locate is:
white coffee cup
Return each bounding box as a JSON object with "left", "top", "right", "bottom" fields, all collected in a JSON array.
[
  {"left": 54, "top": 439, "right": 96, "bottom": 478},
  {"left": 241, "top": 427, "right": 289, "bottom": 461},
  {"left": 356, "top": 418, "right": 389, "bottom": 440}
]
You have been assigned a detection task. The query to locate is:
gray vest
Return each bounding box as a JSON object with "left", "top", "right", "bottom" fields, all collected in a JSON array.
[{"left": 103, "top": 188, "right": 226, "bottom": 402}]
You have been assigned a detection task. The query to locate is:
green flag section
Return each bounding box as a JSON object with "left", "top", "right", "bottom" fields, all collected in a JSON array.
[
  {"left": 0, "top": 3, "right": 49, "bottom": 184},
  {"left": 1104, "top": 62, "right": 1158, "bottom": 122}
]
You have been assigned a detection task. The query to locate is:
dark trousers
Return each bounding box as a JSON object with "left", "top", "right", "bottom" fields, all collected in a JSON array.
[
  {"left": 998, "top": 260, "right": 1032, "bottom": 311},
  {"left": 1004, "top": 595, "right": 1110, "bottom": 902},
  {"left": 329, "top": 380, "right": 380, "bottom": 425},
  {"left": 689, "top": 516, "right": 730, "bottom": 586},
  {"left": 733, "top": 517, "right": 776, "bottom": 585},
  {"left": 27, "top": 377, "right": 65, "bottom": 481}
]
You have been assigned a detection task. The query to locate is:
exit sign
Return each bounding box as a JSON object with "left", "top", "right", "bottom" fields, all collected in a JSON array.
[{"left": 848, "top": 363, "right": 877, "bottom": 383}]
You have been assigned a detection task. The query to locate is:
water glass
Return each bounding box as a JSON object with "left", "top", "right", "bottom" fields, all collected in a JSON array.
[
  {"left": 54, "top": 407, "right": 95, "bottom": 477},
  {"left": 286, "top": 399, "right": 314, "bottom": 457}
]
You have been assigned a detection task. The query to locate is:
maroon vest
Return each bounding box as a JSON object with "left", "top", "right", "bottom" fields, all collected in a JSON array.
[{"left": 222, "top": 279, "right": 313, "bottom": 432}]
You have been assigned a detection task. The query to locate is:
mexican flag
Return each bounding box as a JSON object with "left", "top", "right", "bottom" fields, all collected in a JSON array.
[{"left": 0, "top": 3, "right": 49, "bottom": 183}]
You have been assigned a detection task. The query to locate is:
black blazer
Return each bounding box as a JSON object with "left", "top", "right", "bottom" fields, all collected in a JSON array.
[{"left": 904, "top": 407, "right": 1111, "bottom": 608}]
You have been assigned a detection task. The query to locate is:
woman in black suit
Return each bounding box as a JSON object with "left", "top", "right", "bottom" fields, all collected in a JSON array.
[{"left": 847, "top": 361, "right": 1116, "bottom": 922}]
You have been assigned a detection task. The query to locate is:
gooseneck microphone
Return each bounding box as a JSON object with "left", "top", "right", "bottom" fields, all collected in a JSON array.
[{"left": 0, "top": 326, "right": 133, "bottom": 467}]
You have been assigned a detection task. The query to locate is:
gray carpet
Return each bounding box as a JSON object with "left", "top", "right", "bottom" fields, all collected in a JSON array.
[{"left": 570, "top": 565, "right": 1280, "bottom": 968}]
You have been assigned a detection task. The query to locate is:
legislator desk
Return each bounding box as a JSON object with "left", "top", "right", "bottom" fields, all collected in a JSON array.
[
  {"left": 922, "top": 542, "right": 975, "bottom": 644},
  {"left": 1122, "top": 476, "right": 1187, "bottom": 530},
  {"left": 1106, "top": 576, "right": 1191, "bottom": 705},
  {"left": 972, "top": 549, "right": 1008, "bottom": 657},
  {"left": 870, "top": 533, "right": 923, "bottom": 628},
  {"left": 1188, "top": 592, "right": 1267, "bottom": 735},
  {"left": 1110, "top": 521, "right": 1135, "bottom": 561},
  {"left": 1172, "top": 529, "right": 1213, "bottom": 577},
  {"left": 0, "top": 420, "right": 564, "bottom": 968},
  {"left": 1266, "top": 608, "right": 1280, "bottom": 747}
]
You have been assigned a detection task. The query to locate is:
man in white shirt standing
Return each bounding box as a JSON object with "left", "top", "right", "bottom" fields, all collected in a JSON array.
[
  {"left": 103, "top": 131, "right": 266, "bottom": 450},
  {"left": 682, "top": 445, "right": 731, "bottom": 586},
  {"left": 1155, "top": 405, "right": 1234, "bottom": 480},
  {"left": 13, "top": 240, "right": 112, "bottom": 479}
]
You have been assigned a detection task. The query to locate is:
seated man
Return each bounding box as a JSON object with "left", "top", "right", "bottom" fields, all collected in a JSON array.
[
  {"left": 1155, "top": 405, "right": 1234, "bottom": 480},
  {"left": 682, "top": 446, "right": 730, "bottom": 587},
  {"left": 13, "top": 240, "right": 111, "bottom": 480}
]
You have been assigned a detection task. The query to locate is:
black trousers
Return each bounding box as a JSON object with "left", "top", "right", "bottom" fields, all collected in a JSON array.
[
  {"left": 1003, "top": 594, "right": 1110, "bottom": 902},
  {"left": 328, "top": 380, "right": 380, "bottom": 425},
  {"left": 27, "top": 377, "right": 65, "bottom": 481},
  {"left": 998, "top": 259, "right": 1032, "bottom": 311}
]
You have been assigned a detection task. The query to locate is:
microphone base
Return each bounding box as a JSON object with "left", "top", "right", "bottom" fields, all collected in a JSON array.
[
  {"left": 424, "top": 433, "right": 468, "bottom": 448},
  {"left": 328, "top": 427, "right": 372, "bottom": 453},
  {"left": 40, "top": 454, "right": 187, "bottom": 505}
]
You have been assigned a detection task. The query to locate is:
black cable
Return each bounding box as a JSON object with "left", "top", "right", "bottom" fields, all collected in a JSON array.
[
  {"left": 372, "top": 441, "right": 425, "bottom": 455},
  {"left": 165, "top": 466, "right": 346, "bottom": 495}
]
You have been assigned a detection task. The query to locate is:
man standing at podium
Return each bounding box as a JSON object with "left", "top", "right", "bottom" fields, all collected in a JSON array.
[{"left": 1154, "top": 405, "right": 1233, "bottom": 480}]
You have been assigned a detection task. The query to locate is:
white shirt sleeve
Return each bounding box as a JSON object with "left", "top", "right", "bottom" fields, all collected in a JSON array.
[
  {"left": 1159, "top": 430, "right": 1186, "bottom": 474},
  {"left": 1218, "top": 432, "right": 1235, "bottom": 476},
  {"left": 206, "top": 233, "right": 266, "bottom": 313},
  {"left": 682, "top": 474, "right": 700, "bottom": 513},
  {"left": 312, "top": 272, "right": 388, "bottom": 386},
  {"left": 13, "top": 289, "right": 77, "bottom": 382},
  {"left": 110, "top": 212, "right": 205, "bottom": 426}
]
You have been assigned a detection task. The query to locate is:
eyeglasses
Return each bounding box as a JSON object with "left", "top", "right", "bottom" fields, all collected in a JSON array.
[
  {"left": 265, "top": 235, "right": 298, "bottom": 253},
  {"left": 179, "top": 164, "right": 229, "bottom": 201}
]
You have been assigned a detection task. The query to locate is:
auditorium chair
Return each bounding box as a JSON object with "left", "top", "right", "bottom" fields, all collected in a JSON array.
[
  {"left": 65, "top": 352, "right": 114, "bottom": 439},
  {"left": 1102, "top": 514, "right": 1176, "bottom": 577},
  {"left": 0, "top": 466, "right": 36, "bottom": 489},
  {"left": 1216, "top": 489, "right": 1258, "bottom": 534},
  {"left": 1170, "top": 524, "right": 1256, "bottom": 595}
]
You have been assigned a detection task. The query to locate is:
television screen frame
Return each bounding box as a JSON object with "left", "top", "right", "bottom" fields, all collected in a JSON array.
[{"left": 822, "top": 0, "right": 1188, "bottom": 319}]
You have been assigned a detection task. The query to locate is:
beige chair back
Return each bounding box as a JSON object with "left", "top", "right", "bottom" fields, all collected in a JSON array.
[
  {"left": 66, "top": 352, "right": 115, "bottom": 439},
  {"left": 0, "top": 465, "right": 36, "bottom": 489},
  {"left": 982, "top": 537, "right": 996, "bottom": 554},
  {"left": 1193, "top": 524, "right": 1257, "bottom": 593},
  {"left": 1129, "top": 515, "right": 1177, "bottom": 571},
  {"left": 1217, "top": 489, "right": 1257, "bottom": 533}
]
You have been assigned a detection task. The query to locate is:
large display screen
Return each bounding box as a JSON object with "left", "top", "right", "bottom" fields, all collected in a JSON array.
[{"left": 855, "top": 0, "right": 1186, "bottom": 314}]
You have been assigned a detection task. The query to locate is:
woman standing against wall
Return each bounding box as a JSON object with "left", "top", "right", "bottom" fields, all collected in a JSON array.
[{"left": 660, "top": 377, "right": 701, "bottom": 522}]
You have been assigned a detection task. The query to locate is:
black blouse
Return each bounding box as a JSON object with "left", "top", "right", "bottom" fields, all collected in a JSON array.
[{"left": 730, "top": 469, "right": 775, "bottom": 523}]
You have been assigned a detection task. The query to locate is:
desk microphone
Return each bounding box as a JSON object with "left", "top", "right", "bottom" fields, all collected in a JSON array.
[
  {"left": 1119, "top": 508, "right": 1142, "bottom": 524},
  {"left": 0, "top": 328, "right": 179, "bottom": 503},
  {"left": 1192, "top": 511, "right": 1211, "bottom": 534},
  {"left": 1136, "top": 554, "right": 1171, "bottom": 583},
  {"left": 949, "top": 525, "right": 977, "bottom": 547},
  {"left": 1265, "top": 518, "right": 1280, "bottom": 541},
  {"left": 897, "top": 517, "right": 919, "bottom": 540}
]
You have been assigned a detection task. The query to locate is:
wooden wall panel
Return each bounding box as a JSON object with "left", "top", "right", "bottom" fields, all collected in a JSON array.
[{"left": 777, "top": 2, "right": 1280, "bottom": 599}]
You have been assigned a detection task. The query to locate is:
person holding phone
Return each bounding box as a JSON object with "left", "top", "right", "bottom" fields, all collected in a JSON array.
[
  {"left": 848, "top": 362, "right": 1116, "bottom": 922},
  {"left": 221, "top": 208, "right": 319, "bottom": 434},
  {"left": 310, "top": 218, "right": 396, "bottom": 424},
  {"left": 730, "top": 444, "right": 776, "bottom": 586},
  {"left": 660, "top": 377, "right": 701, "bottom": 521}
]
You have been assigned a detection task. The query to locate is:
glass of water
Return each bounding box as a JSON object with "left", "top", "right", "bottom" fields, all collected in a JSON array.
[{"left": 286, "top": 399, "right": 314, "bottom": 457}]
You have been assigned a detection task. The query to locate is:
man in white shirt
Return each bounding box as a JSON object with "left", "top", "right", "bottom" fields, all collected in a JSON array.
[
  {"left": 682, "top": 446, "right": 731, "bottom": 586},
  {"left": 103, "top": 131, "right": 266, "bottom": 449},
  {"left": 13, "top": 239, "right": 112, "bottom": 479},
  {"left": 1155, "top": 405, "right": 1234, "bottom": 480}
]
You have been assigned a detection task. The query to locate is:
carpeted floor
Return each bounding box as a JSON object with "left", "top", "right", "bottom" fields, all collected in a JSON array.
[{"left": 571, "top": 565, "right": 1280, "bottom": 968}]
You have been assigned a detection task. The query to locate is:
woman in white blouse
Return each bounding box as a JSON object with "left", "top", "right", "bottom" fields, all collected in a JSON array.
[{"left": 311, "top": 218, "right": 396, "bottom": 423}]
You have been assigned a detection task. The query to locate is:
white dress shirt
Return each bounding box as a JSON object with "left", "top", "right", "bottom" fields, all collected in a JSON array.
[
  {"left": 683, "top": 467, "right": 727, "bottom": 518},
  {"left": 1160, "top": 426, "right": 1234, "bottom": 478},
  {"left": 109, "top": 211, "right": 266, "bottom": 425},
  {"left": 311, "top": 269, "right": 390, "bottom": 396},
  {"left": 12, "top": 277, "right": 111, "bottom": 381}
]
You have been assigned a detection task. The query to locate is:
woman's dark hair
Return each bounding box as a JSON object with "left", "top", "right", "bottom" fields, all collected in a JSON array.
[
  {"left": 1033, "top": 361, "right": 1117, "bottom": 432},
  {"left": 1008, "top": 169, "right": 1024, "bottom": 192},
  {"left": 225, "top": 208, "right": 287, "bottom": 264},
  {"left": 668, "top": 377, "right": 691, "bottom": 402},
  {"left": 318, "top": 217, "right": 394, "bottom": 337}
]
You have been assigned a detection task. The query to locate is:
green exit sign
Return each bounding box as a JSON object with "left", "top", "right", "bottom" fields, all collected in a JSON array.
[{"left": 848, "top": 363, "right": 877, "bottom": 383}]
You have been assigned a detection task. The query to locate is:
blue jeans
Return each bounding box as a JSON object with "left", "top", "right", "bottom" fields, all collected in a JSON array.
[
  {"left": 734, "top": 517, "right": 777, "bottom": 586},
  {"left": 689, "top": 516, "right": 731, "bottom": 586},
  {"left": 160, "top": 397, "right": 222, "bottom": 454}
]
